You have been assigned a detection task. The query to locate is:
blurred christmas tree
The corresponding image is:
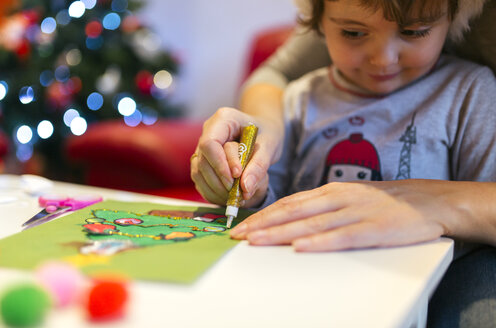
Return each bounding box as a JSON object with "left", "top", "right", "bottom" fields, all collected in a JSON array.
[{"left": 0, "top": 0, "right": 181, "bottom": 179}]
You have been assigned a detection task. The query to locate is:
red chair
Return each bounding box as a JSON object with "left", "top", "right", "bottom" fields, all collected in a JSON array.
[
  {"left": 242, "top": 25, "right": 294, "bottom": 82},
  {"left": 66, "top": 120, "right": 204, "bottom": 201},
  {"left": 65, "top": 25, "right": 293, "bottom": 201},
  {"left": 0, "top": 130, "right": 8, "bottom": 172}
]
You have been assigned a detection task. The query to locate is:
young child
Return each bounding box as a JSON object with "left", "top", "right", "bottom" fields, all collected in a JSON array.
[
  {"left": 231, "top": 0, "right": 496, "bottom": 212},
  {"left": 191, "top": 1, "right": 496, "bottom": 326}
]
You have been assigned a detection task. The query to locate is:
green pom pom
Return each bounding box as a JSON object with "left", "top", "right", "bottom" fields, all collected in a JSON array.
[{"left": 1, "top": 283, "right": 51, "bottom": 327}]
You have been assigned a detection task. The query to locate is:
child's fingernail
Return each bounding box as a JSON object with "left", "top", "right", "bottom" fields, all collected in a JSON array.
[
  {"left": 230, "top": 222, "right": 246, "bottom": 238},
  {"left": 244, "top": 175, "right": 256, "bottom": 193}
]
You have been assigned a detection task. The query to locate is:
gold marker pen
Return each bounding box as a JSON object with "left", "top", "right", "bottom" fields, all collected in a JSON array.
[{"left": 225, "top": 124, "right": 258, "bottom": 228}]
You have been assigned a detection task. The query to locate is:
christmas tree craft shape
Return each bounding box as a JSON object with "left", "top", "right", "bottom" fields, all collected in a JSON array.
[
  {"left": 82, "top": 209, "right": 228, "bottom": 250},
  {"left": 0, "top": 201, "right": 243, "bottom": 283}
]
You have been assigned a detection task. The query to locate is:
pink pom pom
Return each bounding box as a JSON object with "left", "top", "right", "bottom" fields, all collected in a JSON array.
[{"left": 36, "top": 261, "right": 85, "bottom": 308}]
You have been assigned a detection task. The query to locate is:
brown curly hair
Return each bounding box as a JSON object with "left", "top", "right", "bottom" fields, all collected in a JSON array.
[{"left": 299, "top": 0, "right": 458, "bottom": 31}]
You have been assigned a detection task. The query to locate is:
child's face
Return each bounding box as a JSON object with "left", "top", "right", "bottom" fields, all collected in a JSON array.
[{"left": 321, "top": 0, "right": 451, "bottom": 95}]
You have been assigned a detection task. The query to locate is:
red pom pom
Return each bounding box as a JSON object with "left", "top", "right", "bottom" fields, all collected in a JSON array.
[{"left": 86, "top": 280, "right": 128, "bottom": 321}]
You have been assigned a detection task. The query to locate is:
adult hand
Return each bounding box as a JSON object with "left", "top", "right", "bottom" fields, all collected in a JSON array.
[
  {"left": 230, "top": 180, "right": 461, "bottom": 251},
  {"left": 190, "top": 107, "right": 282, "bottom": 206}
]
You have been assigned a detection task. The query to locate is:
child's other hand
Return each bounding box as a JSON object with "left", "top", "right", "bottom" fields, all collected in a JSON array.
[
  {"left": 190, "top": 107, "right": 279, "bottom": 206},
  {"left": 230, "top": 180, "right": 456, "bottom": 251}
]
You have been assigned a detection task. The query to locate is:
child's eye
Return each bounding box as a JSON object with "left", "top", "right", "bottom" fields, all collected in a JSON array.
[
  {"left": 401, "top": 28, "right": 432, "bottom": 39},
  {"left": 340, "top": 30, "right": 366, "bottom": 39}
]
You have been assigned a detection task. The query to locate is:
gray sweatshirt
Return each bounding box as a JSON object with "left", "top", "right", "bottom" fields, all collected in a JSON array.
[{"left": 263, "top": 55, "right": 496, "bottom": 205}]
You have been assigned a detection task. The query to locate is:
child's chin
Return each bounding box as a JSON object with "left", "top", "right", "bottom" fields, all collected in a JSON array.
[{"left": 365, "top": 82, "right": 404, "bottom": 96}]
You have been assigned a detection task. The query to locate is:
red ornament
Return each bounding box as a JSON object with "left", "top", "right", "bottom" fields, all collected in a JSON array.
[
  {"left": 85, "top": 21, "right": 103, "bottom": 38},
  {"left": 135, "top": 70, "right": 153, "bottom": 95},
  {"left": 22, "top": 9, "right": 39, "bottom": 24},
  {"left": 86, "top": 279, "right": 128, "bottom": 321},
  {"left": 15, "top": 38, "right": 30, "bottom": 59},
  {"left": 83, "top": 223, "right": 116, "bottom": 234},
  {"left": 67, "top": 77, "right": 82, "bottom": 94},
  {"left": 46, "top": 81, "right": 74, "bottom": 109}
]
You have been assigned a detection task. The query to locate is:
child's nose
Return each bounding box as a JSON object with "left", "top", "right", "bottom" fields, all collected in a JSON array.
[{"left": 368, "top": 40, "right": 399, "bottom": 67}]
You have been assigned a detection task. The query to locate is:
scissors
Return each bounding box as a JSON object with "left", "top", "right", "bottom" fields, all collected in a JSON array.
[{"left": 22, "top": 194, "right": 103, "bottom": 230}]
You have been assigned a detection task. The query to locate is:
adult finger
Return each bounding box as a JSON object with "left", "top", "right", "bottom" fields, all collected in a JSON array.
[
  {"left": 224, "top": 141, "right": 242, "bottom": 178},
  {"left": 230, "top": 186, "right": 344, "bottom": 239},
  {"left": 292, "top": 221, "right": 394, "bottom": 252},
  {"left": 197, "top": 138, "right": 233, "bottom": 190},
  {"left": 240, "top": 172, "right": 270, "bottom": 208},
  {"left": 240, "top": 144, "right": 270, "bottom": 199},
  {"left": 197, "top": 153, "right": 231, "bottom": 196},
  {"left": 197, "top": 108, "right": 247, "bottom": 189},
  {"left": 246, "top": 209, "right": 360, "bottom": 245},
  {"left": 192, "top": 169, "right": 227, "bottom": 205}
]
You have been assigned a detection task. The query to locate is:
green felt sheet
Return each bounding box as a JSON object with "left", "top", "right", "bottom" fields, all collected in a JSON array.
[{"left": 0, "top": 200, "right": 248, "bottom": 284}]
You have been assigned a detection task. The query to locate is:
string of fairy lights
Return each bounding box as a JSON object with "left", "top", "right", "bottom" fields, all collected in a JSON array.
[{"left": 0, "top": 0, "right": 177, "bottom": 163}]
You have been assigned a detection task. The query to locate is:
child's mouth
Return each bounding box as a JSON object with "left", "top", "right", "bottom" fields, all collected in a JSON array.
[{"left": 368, "top": 72, "right": 400, "bottom": 81}]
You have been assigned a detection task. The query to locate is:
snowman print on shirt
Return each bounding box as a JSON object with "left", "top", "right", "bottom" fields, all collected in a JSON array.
[{"left": 322, "top": 133, "right": 383, "bottom": 183}]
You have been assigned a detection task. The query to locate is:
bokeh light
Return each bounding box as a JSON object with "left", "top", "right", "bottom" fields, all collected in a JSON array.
[
  {"left": 55, "top": 65, "right": 70, "bottom": 82},
  {"left": 56, "top": 10, "right": 71, "bottom": 25},
  {"left": 141, "top": 107, "right": 158, "bottom": 125},
  {"left": 41, "top": 17, "right": 57, "bottom": 34},
  {"left": 102, "top": 13, "right": 121, "bottom": 30},
  {"left": 16, "top": 125, "right": 33, "bottom": 144},
  {"left": 0, "top": 81, "right": 8, "bottom": 101},
  {"left": 124, "top": 109, "right": 142, "bottom": 127},
  {"left": 16, "top": 144, "right": 33, "bottom": 162},
  {"left": 87, "top": 92, "right": 104, "bottom": 110},
  {"left": 86, "top": 36, "right": 103, "bottom": 50},
  {"left": 66, "top": 49, "right": 82, "bottom": 66},
  {"left": 37, "top": 120, "right": 54, "bottom": 139},
  {"left": 70, "top": 117, "right": 87, "bottom": 135},
  {"left": 19, "top": 87, "right": 35, "bottom": 104},
  {"left": 39, "top": 70, "right": 54, "bottom": 87},
  {"left": 153, "top": 70, "right": 173, "bottom": 89},
  {"left": 68, "top": 1, "right": 86, "bottom": 18},
  {"left": 117, "top": 97, "right": 136, "bottom": 116},
  {"left": 111, "top": 0, "right": 128, "bottom": 12},
  {"left": 85, "top": 21, "right": 103, "bottom": 38},
  {"left": 63, "top": 108, "right": 80, "bottom": 127},
  {"left": 82, "top": 0, "right": 97, "bottom": 9}
]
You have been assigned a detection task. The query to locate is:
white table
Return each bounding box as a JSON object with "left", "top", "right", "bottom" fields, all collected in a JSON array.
[{"left": 0, "top": 174, "right": 453, "bottom": 328}]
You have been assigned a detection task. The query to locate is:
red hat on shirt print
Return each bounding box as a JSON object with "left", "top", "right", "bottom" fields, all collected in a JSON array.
[{"left": 322, "top": 133, "right": 382, "bottom": 183}]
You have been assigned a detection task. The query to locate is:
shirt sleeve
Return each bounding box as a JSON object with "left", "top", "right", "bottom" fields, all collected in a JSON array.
[
  {"left": 257, "top": 80, "right": 304, "bottom": 208},
  {"left": 451, "top": 66, "right": 496, "bottom": 181},
  {"left": 242, "top": 28, "right": 330, "bottom": 91}
]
